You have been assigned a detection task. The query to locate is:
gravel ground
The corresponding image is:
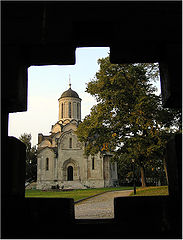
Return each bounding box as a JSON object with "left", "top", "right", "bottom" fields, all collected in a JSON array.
[{"left": 74, "top": 190, "right": 133, "bottom": 219}]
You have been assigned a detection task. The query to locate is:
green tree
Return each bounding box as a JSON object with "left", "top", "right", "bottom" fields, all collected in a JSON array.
[
  {"left": 76, "top": 56, "right": 181, "bottom": 187},
  {"left": 19, "top": 133, "right": 37, "bottom": 182}
]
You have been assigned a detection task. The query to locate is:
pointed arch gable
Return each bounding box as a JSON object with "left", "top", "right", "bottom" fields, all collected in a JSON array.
[
  {"left": 62, "top": 121, "right": 77, "bottom": 132},
  {"left": 51, "top": 123, "right": 61, "bottom": 134},
  {"left": 70, "top": 119, "right": 78, "bottom": 124},
  {"left": 62, "top": 119, "right": 71, "bottom": 125},
  {"left": 58, "top": 129, "right": 75, "bottom": 145},
  {"left": 58, "top": 128, "right": 82, "bottom": 150},
  {"left": 37, "top": 146, "right": 57, "bottom": 157},
  {"left": 39, "top": 139, "right": 52, "bottom": 148},
  {"left": 52, "top": 131, "right": 61, "bottom": 143}
]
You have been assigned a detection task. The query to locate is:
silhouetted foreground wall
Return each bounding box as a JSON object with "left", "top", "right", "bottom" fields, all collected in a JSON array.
[{"left": 2, "top": 1, "right": 182, "bottom": 238}]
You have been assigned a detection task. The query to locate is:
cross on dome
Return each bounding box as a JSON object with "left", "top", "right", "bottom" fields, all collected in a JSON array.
[
  {"left": 69, "top": 74, "right": 71, "bottom": 89},
  {"left": 59, "top": 76, "right": 80, "bottom": 99}
]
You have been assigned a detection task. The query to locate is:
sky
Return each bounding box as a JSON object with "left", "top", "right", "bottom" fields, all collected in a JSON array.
[
  {"left": 8, "top": 47, "right": 161, "bottom": 147},
  {"left": 8, "top": 47, "right": 110, "bottom": 146}
]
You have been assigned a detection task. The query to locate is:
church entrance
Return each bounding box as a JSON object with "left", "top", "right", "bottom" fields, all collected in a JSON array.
[{"left": 67, "top": 166, "right": 73, "bottom": 181}]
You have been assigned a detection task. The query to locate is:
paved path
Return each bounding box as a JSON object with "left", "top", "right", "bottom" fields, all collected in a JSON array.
[{"left": 74, "top": 190, "right": 133, "bottom": 219}]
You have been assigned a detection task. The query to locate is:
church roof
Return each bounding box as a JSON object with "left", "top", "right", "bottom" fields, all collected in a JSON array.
[
  {"left": 60, "top": 85, "right": 79, "bottom": 99},
  {"left": 37, "top": 146, "right": 58, "bottom": 156}
]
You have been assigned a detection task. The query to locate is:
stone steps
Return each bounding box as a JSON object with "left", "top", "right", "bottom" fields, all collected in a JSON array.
[{"left": 62, "top": 181, "right": 87, "bottom": 190}]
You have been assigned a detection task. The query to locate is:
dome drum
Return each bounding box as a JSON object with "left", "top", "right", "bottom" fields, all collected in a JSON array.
[{"left": 58, "top": 86, "right": 81, "bottom": 121}]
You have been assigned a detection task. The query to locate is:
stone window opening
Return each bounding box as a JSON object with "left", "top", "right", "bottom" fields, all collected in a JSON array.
[
  {"left": 46, "top": 157, "right": 49, "bottom": 171},
  {"left": 92, "top": 157, "right": 95, "bottom": 170},
  {"left": 69, "top": 137, "right": 72, "bottom": 148},
  {"left": 77, "top": 103, "right": 79, "bottom": 119},
  {"left": 3, "top": 0, "right": 180, "bottom": 237},
  {"left": 69, "top": 102, "right": 71, "bottom": 118},
  {"left": 61, "top": 103, "right": 63, "bottom": 118},
  {"left": 23, "top": 48, "right": 163, "bottom": 222}
]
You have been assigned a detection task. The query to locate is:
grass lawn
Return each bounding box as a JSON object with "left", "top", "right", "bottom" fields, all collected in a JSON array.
[
  {"left": 25, "top": 186, "right": 168, "bottom": 201},
  {"left": 25, "top": 186, "right": 133, "bottom": 202},
  {"left": 130, "top": 186, "right": 169, "bottom": 196}
]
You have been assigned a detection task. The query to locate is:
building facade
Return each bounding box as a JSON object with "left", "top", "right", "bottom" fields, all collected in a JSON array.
[{"left": 37, "top": 84, "right": 118, "bottom": 189}]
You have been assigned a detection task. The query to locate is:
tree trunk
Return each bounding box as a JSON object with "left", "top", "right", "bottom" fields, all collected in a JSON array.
[
  {"left": 163, "top": 157, "right": 168, "bottom": 185},
  {"left": 140, "top": 166, "right": 146, "bottom": 187}
]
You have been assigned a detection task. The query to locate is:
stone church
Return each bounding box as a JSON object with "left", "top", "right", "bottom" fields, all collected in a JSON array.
[{"left": 37, "top": 83, "right": 118, "bottom": 190}]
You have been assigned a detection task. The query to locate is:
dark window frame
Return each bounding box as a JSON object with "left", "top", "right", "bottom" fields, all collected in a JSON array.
[
  {"left": 77, "top": 103, "right": 79, "bottom": 119},
  {"left": 92, "top": 157, "right": 95, "bottom": 170},
  {"left": 69, "top": 102, "right": 71, "bottom": 118},
  {"left": 46, "top": 157, "right": 49, "bottom": 171},
  {"left": 61, "top": 103, "right": 63, "bottom": 118},
  {"left": 69, "top": 137, "right": 72, "bottom": 148}
]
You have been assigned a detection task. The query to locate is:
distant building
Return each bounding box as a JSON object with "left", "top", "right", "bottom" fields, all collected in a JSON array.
[{"left": 37, "top": 83, "right": 118, "bottom": 189}]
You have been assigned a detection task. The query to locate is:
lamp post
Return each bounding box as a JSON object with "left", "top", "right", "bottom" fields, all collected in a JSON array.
[{"left": 132, "top": 159, "right": 136, "bottom": 195}]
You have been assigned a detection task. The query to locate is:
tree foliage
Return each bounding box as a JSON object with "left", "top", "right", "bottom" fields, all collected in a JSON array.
[
  {"left": 76, "top": 56, "right": 181, "bottom": 187},
  {"left": 19, "top": 133, "right": 37, "bottom": 182}
]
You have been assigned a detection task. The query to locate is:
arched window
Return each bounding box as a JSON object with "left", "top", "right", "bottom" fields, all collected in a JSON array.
[
  {"left": 46, "top": 158, "right": 49, "bottom": 171},
  {"left": 69, "top": 102, "right": 71, "bottom": 118},
  {"left": 69, "top": 138, "right": 72, "bottom": 148},
  {"left": 113, "top": 163, "right": 115, "bottom": 171},
  {"left": 67, "top": 166, "right": 73, "bottom": 181},
  {"left": 61, "top": 103, "right": 63, "bottom": 118},
  {"left": 92, "top": 157, "right": 95, "bottom": 170},
  {"left": 77, "top": 103, "right": 79, "bottom": 119}
]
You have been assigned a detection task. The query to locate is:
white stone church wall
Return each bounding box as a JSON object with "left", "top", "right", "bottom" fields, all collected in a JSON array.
[
  {"left": 82, "top": 179, "right": 105, "bottom": 188},
  {"left": 37, "top": 148, "right": 56, "bottom": 189},
  {"left": 87, "top": 154, "right": 103, "bottom": 180}
]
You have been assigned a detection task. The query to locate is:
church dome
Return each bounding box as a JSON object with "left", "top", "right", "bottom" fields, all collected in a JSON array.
[{"left": 60, "top": 85, "right": 79, "bottom": 99}]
